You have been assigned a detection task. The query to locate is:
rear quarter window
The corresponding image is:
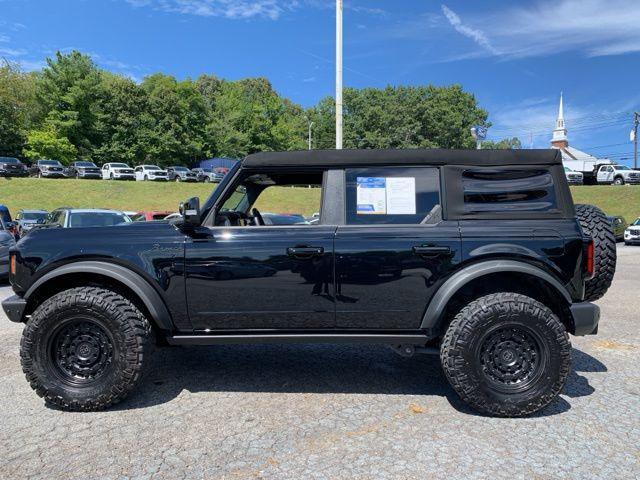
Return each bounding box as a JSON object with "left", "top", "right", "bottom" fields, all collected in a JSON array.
[{"left": 462, "top": 168, "right": 558, "bottom": 214}]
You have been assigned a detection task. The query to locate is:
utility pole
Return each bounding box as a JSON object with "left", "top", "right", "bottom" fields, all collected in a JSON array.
[
  {"left": 308, "top": 121, "right": 314, "bottom": 150},
  {"left": 336, "top": 0, "right": 343, "bottom": 150},
  {"left": 632, "top": 112, "right": 639, "bottom": 169}
]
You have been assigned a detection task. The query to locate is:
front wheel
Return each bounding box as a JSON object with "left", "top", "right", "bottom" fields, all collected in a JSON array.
[
  {"left": 440, "top": 292, "right": 571, "bottom": 417},
  {"left": 20, "top": 287, "right": 151, "bottom": 411},
  {"left": 204, "top": 177, "right": 211, "bottom": 183},
  {"left": 613, "top": 177, "right": 624, "bottom": 185}
]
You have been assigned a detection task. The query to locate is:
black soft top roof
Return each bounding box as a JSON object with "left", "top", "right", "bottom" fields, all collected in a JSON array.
[{"left": 243, "top": 149, "right": 562, "bottom": 168}]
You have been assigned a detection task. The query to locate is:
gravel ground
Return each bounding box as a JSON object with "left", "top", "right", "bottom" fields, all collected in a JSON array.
[{"left": 0, "top": 246, "right": 638, "bottom": 479}]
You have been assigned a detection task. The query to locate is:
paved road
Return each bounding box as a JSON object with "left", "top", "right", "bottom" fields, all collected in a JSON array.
[{"left": 0, "top": 246, "right": 639, "bottom": 479}]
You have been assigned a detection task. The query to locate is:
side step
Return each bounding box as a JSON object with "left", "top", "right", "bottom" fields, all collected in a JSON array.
[{"left": 166, "top": 333, "right": 430, "bottom": 346}]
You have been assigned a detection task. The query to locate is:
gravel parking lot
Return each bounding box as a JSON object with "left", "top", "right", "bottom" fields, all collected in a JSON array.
[{"left": 1, "top": 246, "right": 638, "bottom": 479}]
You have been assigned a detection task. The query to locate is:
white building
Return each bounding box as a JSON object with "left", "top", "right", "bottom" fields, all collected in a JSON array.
[{"left": 550, "top": 93, "right": 612, "bottom": 182}]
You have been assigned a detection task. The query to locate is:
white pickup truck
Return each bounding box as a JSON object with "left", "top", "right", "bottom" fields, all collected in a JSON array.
[{"left": 596, "top": 164, "right": 640, "bottom": 185}]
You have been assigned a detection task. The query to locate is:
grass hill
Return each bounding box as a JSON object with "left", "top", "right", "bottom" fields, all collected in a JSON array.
[{"left": 1, "top": 178, "right": 638, "bottom": 221}]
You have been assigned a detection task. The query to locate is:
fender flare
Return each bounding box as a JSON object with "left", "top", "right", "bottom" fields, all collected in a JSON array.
[
  {"left": 25, "top": 261, "right": 173, "bottom": 331},
  {"left": 420, "top": 260, "right": 572, "bottom": 330}
]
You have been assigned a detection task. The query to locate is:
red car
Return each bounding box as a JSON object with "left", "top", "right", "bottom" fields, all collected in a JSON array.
[{"left": 130, "top": 211, "right": 174, "bottom": 222}]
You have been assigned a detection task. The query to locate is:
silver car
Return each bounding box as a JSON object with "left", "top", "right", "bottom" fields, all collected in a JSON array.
[{"left": 0, "top": 217, "right": 16, "bottom": 279}]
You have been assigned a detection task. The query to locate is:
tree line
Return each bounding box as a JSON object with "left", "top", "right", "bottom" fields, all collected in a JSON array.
[{"left": 0, "top": 51, "right": 519, "bottom": 167}]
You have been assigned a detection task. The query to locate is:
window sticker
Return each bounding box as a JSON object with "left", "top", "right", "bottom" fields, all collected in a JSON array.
[
  {"left": 386, "top": 177, "right": 416, "bottom": 215},
  {"left": 356, "top": 176, "right": 417, "bottom": 215},
  {"left": 357, "top": 177, "right": 386, "bottom": 214}
]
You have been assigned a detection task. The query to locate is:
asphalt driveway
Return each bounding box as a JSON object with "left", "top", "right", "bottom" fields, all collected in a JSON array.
[{"left": 0, "top": 246, "right": 638, "bottom": 479}]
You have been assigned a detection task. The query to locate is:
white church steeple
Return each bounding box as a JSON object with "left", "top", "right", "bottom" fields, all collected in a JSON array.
[{"left": 551, "top": 92, "right": 568, "bottom": 148}]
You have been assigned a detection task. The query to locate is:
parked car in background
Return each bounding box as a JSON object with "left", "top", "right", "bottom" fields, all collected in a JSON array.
[
  {"left": 102, "top": 163, "right": 135, "bottom": 180},
  {"left": 66, "top": 161, "right": 102, "bottom": 179},
  {"left": 0, "top": 217, "right": 16, "bottom": 279},
  {"left": 262, "top": 212, "right": 309, "bottom": 225},
  {"left": 564, "top": 166, "right": 583, "bottom": 185},
  {"left": 166, "top": 166, "right": 198, "bottom": 182},
  {"left": 624, "top": 218, "right": 640, "bottom": 245},
  {"left": 15, "top": 209, "right": 48, "bottom": 237},
  {"left": 34, "top": 208, "right": 132, "bottom": 230},
  {"left": 607, "top": 216, "right": 627, "bottom": 242},
  {"left": 130, "top": 211, "right": 173, "bottom": 222},
  {"left": 134, "top": 165, "right": 168, "bottom": 181},
  {"left": 0, "top": 157, "right": 28, "bottom": 177},
  {"left": 596, "top": 164, "right": 640, "bottom": 185},
  {"left": 29, "top": 159, "right": 65, "bottom": 178},
  {"left": 193, "top": 167, "right": 227, "bottom": 183},
  {"left": 191, "top": 168, "right": 209, "bottom": 182},
  {"left": 0, "top": 205, "right": 18, "bottom": 239}
]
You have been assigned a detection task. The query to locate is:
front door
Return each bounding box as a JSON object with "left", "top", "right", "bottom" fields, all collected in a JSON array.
[{"left": 185, "top": 226, "right": 336, "bottom": 331}]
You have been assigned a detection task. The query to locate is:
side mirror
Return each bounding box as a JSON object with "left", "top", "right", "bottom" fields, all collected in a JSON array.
[{"left": 180, "top": 197, "right": 201, "bottom": 225}]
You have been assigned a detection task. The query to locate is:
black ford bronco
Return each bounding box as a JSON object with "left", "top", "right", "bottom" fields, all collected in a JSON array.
[{"left": 2, "top": 149, "right": 616, "bottom": 416}]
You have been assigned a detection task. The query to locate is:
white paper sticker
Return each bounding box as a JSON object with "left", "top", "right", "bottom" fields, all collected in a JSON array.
[
  {"left": 386, "top": 177, "right": 416, "bottom": 214},
  {"left": 356, "top": 177, "right": 387, "bottom": 214}
]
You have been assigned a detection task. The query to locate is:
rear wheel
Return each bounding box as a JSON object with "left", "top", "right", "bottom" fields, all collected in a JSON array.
[
  {"left": 20, "top": 287, "right": 151, "bottom": 411},
  {"left": 440, "top": 293, "right": 571, "bottom": 417},
  {"left": 575, "top": 204, "right": 616, "bottom": 301}
]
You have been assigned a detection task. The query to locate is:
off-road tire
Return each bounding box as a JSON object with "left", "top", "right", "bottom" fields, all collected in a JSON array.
[
  {"left": 20, "top": 287, "right": 151, "bottom": 411},
  {"left": 575, "top": 203, "right": 616, "bottom": 301},
  {"left": 440, "top": 293, "right": 571, "bottom": 417}
]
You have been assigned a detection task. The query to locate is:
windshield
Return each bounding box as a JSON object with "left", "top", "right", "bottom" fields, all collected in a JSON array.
[
  {"left": 614, "top": 166, "right": 630, "bottom": 170},
  {"left": 40, "top": 160, "right": 61, "bottom": 166},
  {"left": 174, "top": 167, "right": 189, "bottom": 172},
  {"left": 111, "top": 163, "right": 129, "bottom": 168},
  {"left": 68, "top": 212, "right": 131, "bottom": 228},
  {"left": 22, "top": 212, "right": 47, "bottom": 221},
  {"left": 0, "top": 157, "right": 20, "bottom": 164},
  {"left": 145, "top": 166, "right": 161, "bottom": 170},
  {"left": 634, "top": 218, "right": 640, "bottom": 226},
  {"left": 75, "top": 161, "right": 96, "bottom": 167},
  {"left": 563, "top": 167, "right": 572, "bottom": 172}
]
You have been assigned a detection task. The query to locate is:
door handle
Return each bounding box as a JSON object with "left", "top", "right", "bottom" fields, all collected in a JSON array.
[
  {"left": 287, "top": 246, "right": 324, "bottom": 258},
  {"left": 412, "top": 245, "right": 451, "bottom": 257}
]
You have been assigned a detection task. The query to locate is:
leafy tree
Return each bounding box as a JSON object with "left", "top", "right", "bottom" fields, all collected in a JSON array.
[
  {"left": 35, "top": 51, "right": 102, "bottom": 158},
  {"left": 93, "top": 73, "right": 152, "bottom": 165},
  {"left": 481, "top": 137, "right": 522, "bottom": 149},
  {"left": 23, "top": 125, "right": 77, "bottom": 164},
  {"left": 140, "top": 74, "right": 207, "bottom": 166},
  {"left": 0, "top": 61, "right": 37, "bottom": 157},
  {"left": 309, "top": 84, "right": 489, "bottom": 150}
]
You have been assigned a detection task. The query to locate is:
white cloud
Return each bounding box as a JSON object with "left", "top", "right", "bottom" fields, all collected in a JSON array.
[
  {"left": 446, "top": 0, "right": 640, "bottom": 60},
  {"left": 441, "top": 5, "right": 499, "bottom": 55},
  {"left": 0, "top": 47, "right": 26, "bottom": 57},
  {"left": 124, "top": 0, "right": 385, "bottom": 20},
  {"left": 0, "top": 34, "right": 8, "bottom": 42},
  {"left": 125, "top": 0, "right": 289, "bottom": 20}
]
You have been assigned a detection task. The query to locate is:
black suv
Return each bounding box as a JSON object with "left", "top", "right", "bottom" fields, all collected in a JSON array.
[
  {"left": 0, "top": 156, "right": 28, "bottom": 177},
  {"left": 2, "top": 149, "right": 616, "bottom": 416}
]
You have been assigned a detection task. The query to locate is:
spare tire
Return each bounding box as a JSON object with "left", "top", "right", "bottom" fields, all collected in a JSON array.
[{"left": 575, "top": 204, "right": 616, "bottom": 301}]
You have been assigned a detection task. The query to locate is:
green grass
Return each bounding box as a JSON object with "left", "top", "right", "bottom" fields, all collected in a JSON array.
[
  {"left": 0, "top": 178, "right": 637, "bottom": 221},
  {"left": 570, "top": 186, "right": 640, "bottom": 222},
  {"left": 0, "top": 177, "right": 322, "bottom": 217}
]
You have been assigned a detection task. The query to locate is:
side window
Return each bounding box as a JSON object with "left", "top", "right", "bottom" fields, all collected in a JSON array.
[
  {"left": 103, "top": 165, "right": 108, "bottom": 170},
  {"left": 462, "top": 168, "right": 558, "bottom": 214},
  {"left": 345, "top": 167, "right": 441, "bottom": 225}
]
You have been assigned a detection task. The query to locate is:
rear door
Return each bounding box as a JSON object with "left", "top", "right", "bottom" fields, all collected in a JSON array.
[{"left": 334, "top": 166, "right": 461, "bottom": 330}]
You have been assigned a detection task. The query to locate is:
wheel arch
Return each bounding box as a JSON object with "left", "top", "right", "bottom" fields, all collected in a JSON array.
[
  {"left": 23, "top": 261, "right": 173, "bottom": 332},
  {"left": 421, "top": 260, "right": 574, "bottom": 334}
]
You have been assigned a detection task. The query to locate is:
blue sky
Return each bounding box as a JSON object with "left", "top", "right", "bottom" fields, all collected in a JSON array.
[{"left": 2, "top": 0, "right": 640, "bottom": 162}]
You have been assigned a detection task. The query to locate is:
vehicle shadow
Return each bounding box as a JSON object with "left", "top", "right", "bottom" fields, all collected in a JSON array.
[{"left": 113, "top": 344, "right": 606, "bottom": 417}]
